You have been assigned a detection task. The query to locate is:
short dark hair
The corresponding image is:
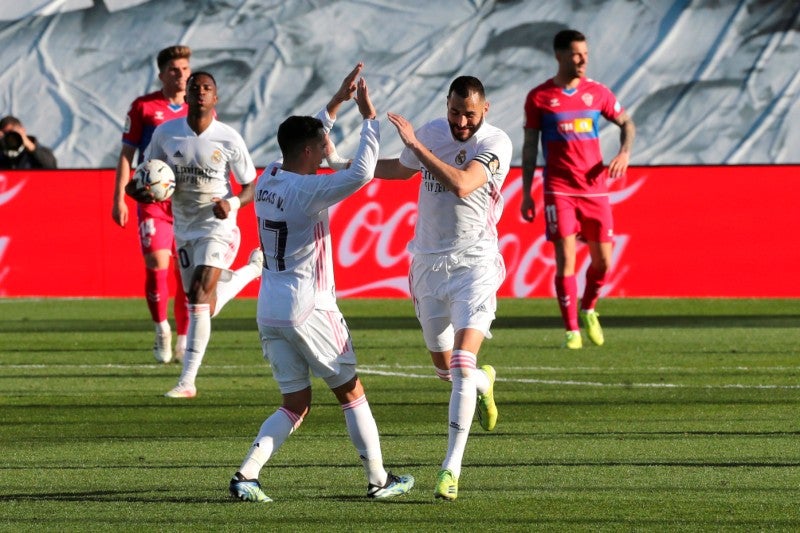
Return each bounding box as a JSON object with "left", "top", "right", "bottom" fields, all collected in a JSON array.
[
  {"left": 187, "top": 71, "right": 217, "bottom": 88},
  {"left": 0, "top": 115, "right": 21, "bottom": 129},
  {"left": 554, "top": 29, "right": 586, "bottom": 52},
  {"left": 277, "top": 116, "right": 325, "bottom": 158},
  {"left": 157, "top": 45, "right": 191, "bottom": 71},
  {"left": 447, "top": 76, "right": 485, "bottom": 100}
]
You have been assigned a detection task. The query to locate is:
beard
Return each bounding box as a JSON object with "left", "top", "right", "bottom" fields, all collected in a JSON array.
[{"left": 449, "top": 118, "right": 482, "bottom": 142}]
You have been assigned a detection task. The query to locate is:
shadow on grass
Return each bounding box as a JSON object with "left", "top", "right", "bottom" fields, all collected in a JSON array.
[{"left": 1, "top": 314, "right": 797, "bottom": 334}]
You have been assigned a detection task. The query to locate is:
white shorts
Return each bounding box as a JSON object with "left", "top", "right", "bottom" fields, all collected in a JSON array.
[
  {"left": 259, "top": 308, "right": 357, "bottom": 394},
  {"left": 175, "top": 227, "right": 241, "bottom": 291},
  {"left": 409, "top": 252, "right": 506, "bottom": 352}
]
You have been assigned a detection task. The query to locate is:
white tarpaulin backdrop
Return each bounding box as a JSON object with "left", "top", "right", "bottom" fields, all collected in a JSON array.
[{"left": 0, "top": 0, "right": 797, "bottom": 168}]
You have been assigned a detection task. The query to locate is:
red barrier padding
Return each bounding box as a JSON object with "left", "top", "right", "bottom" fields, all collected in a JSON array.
[{"left": 0, "top": 166, "right": 797, "bottom": 297}]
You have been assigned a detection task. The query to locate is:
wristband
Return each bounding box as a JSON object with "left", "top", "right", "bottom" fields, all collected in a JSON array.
[
  {"left": 227, "top": 196, "right": 241, "bottom": 211},
  {"left": 326, "top": 144, "right": 351, "bottom": 170}
]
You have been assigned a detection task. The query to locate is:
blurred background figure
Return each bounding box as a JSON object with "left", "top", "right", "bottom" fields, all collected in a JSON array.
[{"left": 0, "top": 115, "right": 57, "bottom": 169}]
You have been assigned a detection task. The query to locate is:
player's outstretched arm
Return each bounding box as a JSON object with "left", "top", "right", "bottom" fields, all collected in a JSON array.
[
  {"left": 325, "top": 134, "right": 350, "bottom": 170},
  {"left": 386, "top": 112, "right": 486, "bottom": 198},
  {"left": 373, "top": 112, "right": 419, "bottom": 181},
  {"left": 325, "top": 73, "right": 374, "bottom": 170},
  {"left": 326, "top": 62, "right": 364, "bottom": 119}
]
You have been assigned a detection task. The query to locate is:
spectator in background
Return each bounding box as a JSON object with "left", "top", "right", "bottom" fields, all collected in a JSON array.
[
  {"left": 520, "top": 29, "right": 636, "bottom": 349},
  {"left": 0, "top": 115, "right": 57, "bottom": 169},
  {"left": 111, "top": 45, "right": 192, "bottom": 364}
]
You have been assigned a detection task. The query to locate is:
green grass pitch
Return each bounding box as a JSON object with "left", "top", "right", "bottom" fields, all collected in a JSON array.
[{"left": 1, "top": 297, "right": 798, "bottom": 531}]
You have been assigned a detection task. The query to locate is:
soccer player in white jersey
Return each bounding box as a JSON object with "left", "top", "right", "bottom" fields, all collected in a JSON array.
[
  {"left": 229, "top": 66, "right": 414, "bottom": 503},
  {"left": 375, "top": 76, "right": 512, "bottom": 501},
  {"left": 136, "top": 71, "right": 262, "bottom": 399}
]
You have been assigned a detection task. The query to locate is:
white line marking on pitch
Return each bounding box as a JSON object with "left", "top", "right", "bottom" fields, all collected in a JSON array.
[
  {"left": 2, "top": 364, "right": 799, "bottom": 390},
  {"left": 355, "top": 367, "right": 800, "bottom": 389}
]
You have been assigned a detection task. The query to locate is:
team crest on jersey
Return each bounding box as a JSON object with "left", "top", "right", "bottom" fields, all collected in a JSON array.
[
  {"left": 549, "top": 98, "right": 560, "bottom": 107},
  {"left": 155, "top": 111, "right": 164, "bottom": 122},
  {"left": 455, "top": 149, "right": 467, "bottom": 165},
  {"left": 582, "top": 93, "right": 593, "bottom": 106},
  {"left": 211, "top": 149, "right": 223, "bottom": 164}
]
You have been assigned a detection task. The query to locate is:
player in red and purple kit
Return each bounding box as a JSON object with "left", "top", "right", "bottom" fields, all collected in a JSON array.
[
  {"left": 520, "top": 29, "right": 636, "bottom": 349},
  {"left": 111, "top": 45, "right": 192, "bottom": 363}
]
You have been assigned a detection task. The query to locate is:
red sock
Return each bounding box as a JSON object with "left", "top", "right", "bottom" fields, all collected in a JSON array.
[
  {"left": 145, "top": 268, "right": 169, "bottom": 323},
  {"left": 554, "top": 275, "right": 579, "bottom": 331},
  {"left": 582, "top": 265, "right": 606, "bottom": 311},
  {"left": 172, "top": 263, "right": 189, "bottom": 336}
]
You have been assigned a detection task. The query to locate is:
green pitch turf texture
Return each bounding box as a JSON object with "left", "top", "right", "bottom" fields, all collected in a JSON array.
[{"left": 1, "top": 297, "right": 798, "bottom": 531}]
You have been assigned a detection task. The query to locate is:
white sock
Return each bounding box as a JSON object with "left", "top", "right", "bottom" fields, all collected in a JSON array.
[
  {"left": 239, "top": 407, "right": 302, "bottom": 480},
  {"left": 179, "top": 303, "right": 211, "bottom": 386},
  {"left": 212, "top": 263, "right": 260, "bottom": 318},
  {"left": 434, "top": 366, "right": 452, "bottom": 382},
  {"left": 474, "top": 366, "right": 490, "bottom": 395},
  {"left": 176, "top": 334, "right": 187, "bottom": 354},
  {"left": 342, "top": 395, "right": 387, "bottom": 487},
  {"left": 155, "top": 320, "right": 171, "bottom": 335},
  {"left": 442, "top": 350, "right": 477, "bottom": 479}
]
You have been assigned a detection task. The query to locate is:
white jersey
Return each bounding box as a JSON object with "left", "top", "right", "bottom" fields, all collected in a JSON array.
[
  {"left": 256, "top": 119, "right": 380, "bottom": 327},
  {"left": 399, "top": 117, "right": 512, "bottom": 257},
  {"left": 144, "top": 118, "right": 256, "bottom": 240}
]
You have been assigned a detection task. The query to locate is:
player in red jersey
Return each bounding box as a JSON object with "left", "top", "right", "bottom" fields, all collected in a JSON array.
[
  {"left": 521, "top": 29, "right": 635, "bottom": 349},
  {"left": 111, "top": 46, "right": 192, "bottom": 363}
]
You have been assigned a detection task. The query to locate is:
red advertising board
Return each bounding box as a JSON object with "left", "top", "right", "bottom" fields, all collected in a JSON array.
[{"left": 0, "top": 166, "right": 797, "bottom": 298}]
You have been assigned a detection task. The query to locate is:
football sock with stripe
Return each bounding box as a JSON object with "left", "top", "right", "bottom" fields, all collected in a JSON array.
[
  {"left": 178, "top": 303, "right": 211, "bottom": 386},
  {"left": 239, "top": 407, "right": 302, "bottom": 480},
  {"left": 441, "top": 350, "right": 478, "bottom": 479},
  {"left": 342, "top": 395, "right": 387, "bottom": 487}
]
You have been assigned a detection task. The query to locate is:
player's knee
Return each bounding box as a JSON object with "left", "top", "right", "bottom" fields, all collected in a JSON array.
[
  {"left": 282, "top": 388, "right": 312, "bottom": 418},
  {"left": 589, "top": 261, "right": 610, "bottom": 277}
]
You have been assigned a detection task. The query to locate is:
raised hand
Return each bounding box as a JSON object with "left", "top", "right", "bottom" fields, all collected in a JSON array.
[
  {"left": 387, "top": 112, "right": 418, "bottom": 148},
  {"left": 327, "top": 62, "right": 364, "bottom": 118},
  {"left": 356, "top": 78, "right": 376, "bottom": 120}
]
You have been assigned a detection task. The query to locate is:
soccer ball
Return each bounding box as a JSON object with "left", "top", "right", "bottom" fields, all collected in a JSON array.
[{"left": 132, "top": 159, "right": 175, "bottom": 202}]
